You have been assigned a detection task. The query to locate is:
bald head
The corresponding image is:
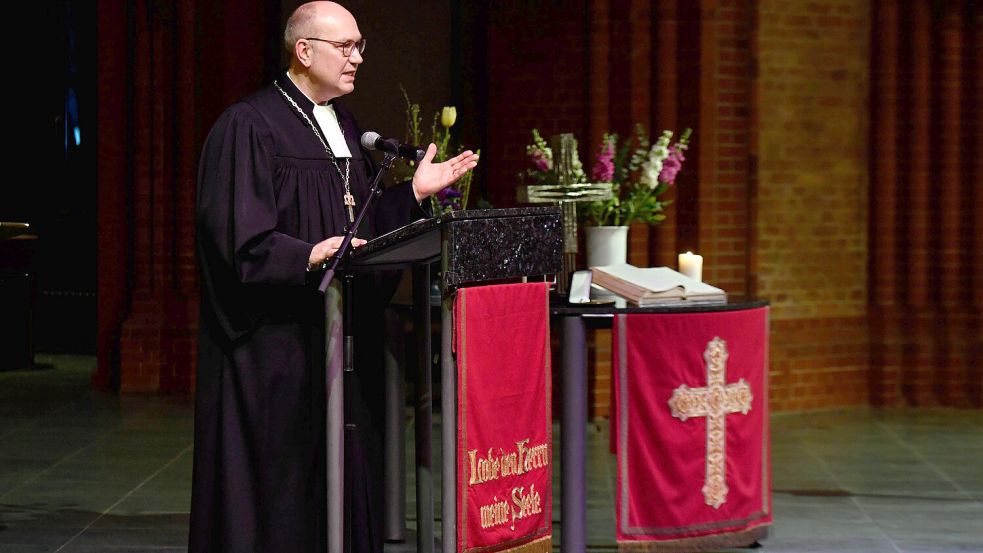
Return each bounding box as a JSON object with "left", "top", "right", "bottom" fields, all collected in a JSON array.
[
  {"left": 284, "top": 2, "right": 356, "bottom": 54},
  {"left": 283, "top": 1, "right": 363, "bottom": 103}
]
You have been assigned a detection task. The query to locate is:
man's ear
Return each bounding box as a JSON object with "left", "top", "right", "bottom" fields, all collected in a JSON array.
[{"left": 295, "top": 40, "right": 313, "bottom": 68}]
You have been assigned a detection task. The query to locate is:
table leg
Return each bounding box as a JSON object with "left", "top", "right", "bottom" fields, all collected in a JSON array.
[
  {"left": 384, "top": 309, "right": 407, "bottom": 541},
  {"left": 413, "top": 266, "right": 434, "bottom": 553},
  {"left": 561, "top": 315, "right": 587, "bottom": 553}
]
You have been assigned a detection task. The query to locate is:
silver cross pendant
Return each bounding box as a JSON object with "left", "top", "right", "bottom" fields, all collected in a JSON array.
[{"left": 344, "top": 192, "right": 355, "bottom": 222}]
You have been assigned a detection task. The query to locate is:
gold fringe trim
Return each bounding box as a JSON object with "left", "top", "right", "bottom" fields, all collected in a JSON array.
[
  {"left": 494, "top": 535, "right": 552, "bottom": 553},
  {"left": 618, "top": 526, "right": 768, "bottom": 552}
]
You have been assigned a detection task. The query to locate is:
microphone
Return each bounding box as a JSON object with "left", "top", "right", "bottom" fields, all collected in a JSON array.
[{"left": 361, "top": 131, "right": 426, "bottom": 162}]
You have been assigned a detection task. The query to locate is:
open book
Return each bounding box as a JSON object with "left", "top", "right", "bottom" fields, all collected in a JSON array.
[{"left": 591, "top": 264, "right": 727, "bottom": 306}]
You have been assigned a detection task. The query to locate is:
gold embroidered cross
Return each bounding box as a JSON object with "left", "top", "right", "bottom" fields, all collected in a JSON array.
[
  {"left": 343, "top": 192, "right": 355, "bottom": 222},
  {"left": 667, "top": 337, "right": 753, "bottom": 509}
]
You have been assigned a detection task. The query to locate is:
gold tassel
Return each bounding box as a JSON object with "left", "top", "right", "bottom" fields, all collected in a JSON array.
[
  {"left": 617, "top": 526, "right": 767, "bottom": 552},
  {"left": 495, "top": 536, "right": 552, "bottom": 553}
]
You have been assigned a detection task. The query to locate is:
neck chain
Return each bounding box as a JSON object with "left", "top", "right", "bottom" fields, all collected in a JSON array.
[{"left": 273, "top": 80, "right": 355, "bottom": 223}]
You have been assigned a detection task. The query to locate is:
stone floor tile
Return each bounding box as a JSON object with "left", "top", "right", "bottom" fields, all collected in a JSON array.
[{"left": 2, "top": 356, "right": 982, "bottom": 552}]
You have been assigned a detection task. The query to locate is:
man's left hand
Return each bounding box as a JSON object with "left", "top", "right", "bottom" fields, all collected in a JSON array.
[{"left": 411, "top": 144, "right": 480, "bottom": 203}]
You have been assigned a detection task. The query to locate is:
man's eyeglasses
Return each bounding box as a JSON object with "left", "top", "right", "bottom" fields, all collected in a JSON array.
[{"left": 305, "top": 37, "right": 366, "bottom": 57}]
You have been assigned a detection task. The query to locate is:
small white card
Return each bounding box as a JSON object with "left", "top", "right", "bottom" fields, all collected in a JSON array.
[{"left": 569, "top": 270, "right": 593, "bottom": 304}]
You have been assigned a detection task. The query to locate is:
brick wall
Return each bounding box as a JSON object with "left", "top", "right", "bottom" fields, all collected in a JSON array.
[
  {"left": 696, "top": 0, "right": 754, "bottom": 299},
  {"left": 96, "top": 0, "right": 267, "bottom": 392},
  {"left": 754, "top": 0, "right": 872, "bottom": 410}
]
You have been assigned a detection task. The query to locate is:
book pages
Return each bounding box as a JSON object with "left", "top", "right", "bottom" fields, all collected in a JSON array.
[{"left": 590, "top": 264, "right": 726, "bottom": 306}]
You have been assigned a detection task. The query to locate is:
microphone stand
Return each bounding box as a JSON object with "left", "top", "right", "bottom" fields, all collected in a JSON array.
[
  {"left": 318, "top": 151, "right": 398, "bottom": 293},
  {"left": 318, "top": 151, "right": 397, "bottom": 553}
]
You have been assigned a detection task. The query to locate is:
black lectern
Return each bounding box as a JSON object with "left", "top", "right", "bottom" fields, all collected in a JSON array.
[{"left": 328, "top": 207, "right": 562, "bottom": 553}]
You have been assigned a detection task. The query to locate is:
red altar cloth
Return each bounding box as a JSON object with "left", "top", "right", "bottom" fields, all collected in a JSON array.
[
  {"left": 613, "top": 307, "right": 771, "bottom": 551},
  {"left": 454, "top": 283, "right": 552, "bottom": 553}
]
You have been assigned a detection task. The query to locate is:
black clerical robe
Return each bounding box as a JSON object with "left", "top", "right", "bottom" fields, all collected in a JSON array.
[{"left": 190, "top": 77, "right": 422, "bottom": 553}]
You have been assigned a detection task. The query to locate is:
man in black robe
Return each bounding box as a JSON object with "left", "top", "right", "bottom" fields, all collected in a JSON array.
[{"left": 189, "top": 2, "right": 479, "bottom": 551}]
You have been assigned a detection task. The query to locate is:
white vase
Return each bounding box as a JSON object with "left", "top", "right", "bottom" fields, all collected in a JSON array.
[{"left": 585, "top": 226, "right": 629, "bottom": 267}]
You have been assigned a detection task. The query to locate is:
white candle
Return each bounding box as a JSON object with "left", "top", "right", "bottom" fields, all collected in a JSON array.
[{"left": 678, "top": 251, "right": 703, "bottom": 282}]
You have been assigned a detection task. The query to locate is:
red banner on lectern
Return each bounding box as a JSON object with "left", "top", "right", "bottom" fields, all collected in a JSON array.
[
  {"left": 613, "top": 308, "right": 772, "bottom": 551},
  {"left": 455, "top": 282, "right": 552, "bottom": 553}
]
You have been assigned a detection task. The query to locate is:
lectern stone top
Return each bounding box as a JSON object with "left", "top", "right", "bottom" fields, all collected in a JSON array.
[{"left": 348, "top": 207, "right": 563, "bottom": 288}]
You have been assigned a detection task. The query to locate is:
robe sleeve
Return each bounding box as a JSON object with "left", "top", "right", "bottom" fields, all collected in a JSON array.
[
  {"left": 197, "top": 104, "right": 313, "bottom": 287},
  {"left": 375, "top": 180, "right": 431, "bottom": 235}
]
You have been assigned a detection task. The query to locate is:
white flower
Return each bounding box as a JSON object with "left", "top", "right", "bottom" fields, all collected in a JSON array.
[
  {"left": 638, "top": 131, "right": 674, "bottom": 189},
  {"left": 639, "top": 162, "right": 661, "bottom": 189}
]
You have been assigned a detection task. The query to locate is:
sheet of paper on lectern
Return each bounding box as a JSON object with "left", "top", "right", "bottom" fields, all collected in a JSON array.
[{"left": 591, "top": 264, "right": 726, "bottom": 306}]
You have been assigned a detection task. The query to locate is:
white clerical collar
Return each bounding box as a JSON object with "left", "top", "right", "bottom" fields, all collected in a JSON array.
[{"left": 285, "top": 71, "right": 352, "bottom": 159}]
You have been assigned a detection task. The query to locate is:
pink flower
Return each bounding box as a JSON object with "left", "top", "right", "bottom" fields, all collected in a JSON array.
[
  {"left": 529, "top": 148, "right": 552, "bottom": 172},
  {"left": 658, "top": 146, "right": 686, "bottom": 185},
  {"left": 592, "top": 137, "right": 616, "bottom": 182}
]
